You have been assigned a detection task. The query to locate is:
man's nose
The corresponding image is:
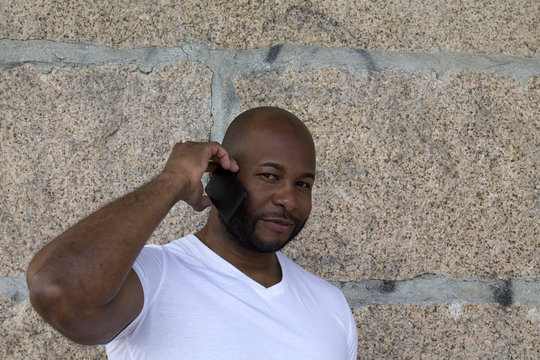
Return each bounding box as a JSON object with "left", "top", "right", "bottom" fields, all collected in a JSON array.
[{"left": 272, "top": 182, "right": 298, "bottom": 212}]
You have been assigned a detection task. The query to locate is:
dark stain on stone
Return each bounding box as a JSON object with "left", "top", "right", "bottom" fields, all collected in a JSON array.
[
  {"left": 492, "top": 279, "right": 513, "bottom": 307},
  {"left": 356, "top": 49, "right": 377, "bottom": 71},
  {"left": 380, "top": 280, "right": 396, "bottom": 293},
  {"left": 266, "top": 44, "right": 283, "bottom": 63}
]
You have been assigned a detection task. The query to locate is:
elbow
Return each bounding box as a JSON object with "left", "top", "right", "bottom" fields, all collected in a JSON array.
[
  {"left": 27, "top": 270, "right": 70, "bottom": 326},
  {"left": 26, "top": 272, "right": 82, "bottom": 342},
  {"left": 26, "top": 271, "right": 111, "bottom": 345},
  {"left": 26, "top": 258, "right": 64, "bottom": 319}
]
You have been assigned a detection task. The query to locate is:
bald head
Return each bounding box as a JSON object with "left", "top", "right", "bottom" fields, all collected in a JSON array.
[{"left": 222, "top": 107, "right": 315, "bottom": 167}]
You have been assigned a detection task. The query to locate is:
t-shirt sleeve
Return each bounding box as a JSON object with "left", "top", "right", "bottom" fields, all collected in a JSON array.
[
  {"left": 345, "top": 304, "right": 358, "bottom": 360},
  {"left": 107, "top": 244, "right": 165, "bottom": 342}
]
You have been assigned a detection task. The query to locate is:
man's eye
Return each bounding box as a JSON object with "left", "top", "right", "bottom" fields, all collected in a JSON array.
[
  {"left": 297, "top": 181, "right": 311, "bottom": 189},
  {"left": 260, "top": 173, "right": 278, "bottom": 180}
]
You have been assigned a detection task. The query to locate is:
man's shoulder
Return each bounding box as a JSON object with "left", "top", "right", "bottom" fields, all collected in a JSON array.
[
  {"left": 136, "top": 234, "right": 201, "bottom": 268},
  {"left": 149, "top": 234, "right": 198, "bottom": 254},
  {"left": 279, "top": 252, "right": 346, "bottom": 300}
]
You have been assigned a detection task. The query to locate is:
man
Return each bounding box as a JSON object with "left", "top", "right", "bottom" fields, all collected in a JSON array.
[{"left": 27, "top": 107, "right": 358, "bottom": 359}]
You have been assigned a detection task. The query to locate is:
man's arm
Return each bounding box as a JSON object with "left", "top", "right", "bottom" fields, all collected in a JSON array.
[{"left": 26, "top": 141, "right": 238, "bottom": 345}]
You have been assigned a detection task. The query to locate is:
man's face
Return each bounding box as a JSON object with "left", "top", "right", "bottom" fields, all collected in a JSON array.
[
  {"left": 220, "top": 198, "right": 307, "bottom": 253},
  {"left": 221, "top": 123, "right": 316, "bottom": 253}
]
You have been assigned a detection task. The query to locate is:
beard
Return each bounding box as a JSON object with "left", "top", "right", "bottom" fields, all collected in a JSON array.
[{"left": 219, "top": 204, "right": 307, "bottom": 253}]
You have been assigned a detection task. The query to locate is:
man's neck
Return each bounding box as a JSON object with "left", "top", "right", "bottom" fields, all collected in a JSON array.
[{"left": 195, "top": 219, "right": 282, "bottom": 288}]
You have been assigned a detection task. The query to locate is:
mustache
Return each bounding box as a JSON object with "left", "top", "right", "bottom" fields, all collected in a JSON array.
[{"left": 255, "top": 211, "right": 302, "bottom": 225}]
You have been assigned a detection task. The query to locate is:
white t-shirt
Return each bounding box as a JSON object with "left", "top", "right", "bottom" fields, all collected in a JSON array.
[{"left": 106, "top": 235, "right": 358, "bottom": 359}]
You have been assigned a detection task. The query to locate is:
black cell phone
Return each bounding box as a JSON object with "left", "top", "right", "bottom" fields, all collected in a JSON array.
[{"left": 205, "top": 167, "right": 248, "bottom": 224}]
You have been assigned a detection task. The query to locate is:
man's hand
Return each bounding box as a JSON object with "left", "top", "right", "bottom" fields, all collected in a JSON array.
[{"left": 160, "top": 141, "right": 239, "bottom": 211}]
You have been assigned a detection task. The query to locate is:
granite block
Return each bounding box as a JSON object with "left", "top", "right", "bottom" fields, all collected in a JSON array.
[
  {"left": 0, "top": 298, "right": 106, "bottom": 359},
  {"left": 354, "top": 303, "right": 540, "bottom": 359},
  {"left": 1, "top": 1, "right": 537, "bottom": 56},
  {"left": 0, "top": 63, "right": 212, "bottom": 275},
  {"left": 234, "top": 69, "right": 539, "bottom": 281},
  {"left": 3, "top": 299, "right": 538, "bottom": 359}
]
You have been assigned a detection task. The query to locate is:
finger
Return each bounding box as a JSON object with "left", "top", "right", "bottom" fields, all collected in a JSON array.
[
  {"left": 228, "top": 157, "right": 239, "bottom": 172},
  {"left": 209, "top": 143, "right": 239, "bottom": 172},
  {"left": 207, "top": 158, "right": 239, "bottom": 175}
]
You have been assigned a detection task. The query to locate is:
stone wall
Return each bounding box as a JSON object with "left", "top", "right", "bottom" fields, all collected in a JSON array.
[{"left": 1, "top": 1, "right": 539, "bottom": 358}]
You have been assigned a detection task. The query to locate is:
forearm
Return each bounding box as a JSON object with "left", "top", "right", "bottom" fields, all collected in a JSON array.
[{"left": 27, "top": 173, "right": 181, "bottom": 309}]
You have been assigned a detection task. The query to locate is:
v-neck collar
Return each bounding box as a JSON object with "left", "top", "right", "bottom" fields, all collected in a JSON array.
[{"left": 185, "top": 234, "right": 287, "bottom": 298}]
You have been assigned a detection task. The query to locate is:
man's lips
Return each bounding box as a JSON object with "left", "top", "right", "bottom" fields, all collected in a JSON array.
[{"left": 260, "top": 217, "right": 295, "bottom": 232}]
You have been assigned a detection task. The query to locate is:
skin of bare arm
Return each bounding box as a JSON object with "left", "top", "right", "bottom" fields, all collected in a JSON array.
[{"left": 26, "top": 141, "right": 238, "bottom": 345}]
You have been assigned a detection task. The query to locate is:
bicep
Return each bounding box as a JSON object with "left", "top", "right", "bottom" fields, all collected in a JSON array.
[
  {"left": 100, "top": 245, "right": 165, "bottom": 344},
  {"left": 66, "top": 269, "right": 144, "bottom": 345},
  {"left": 100, "top": 269, "right": 145, "bottom": 343}
]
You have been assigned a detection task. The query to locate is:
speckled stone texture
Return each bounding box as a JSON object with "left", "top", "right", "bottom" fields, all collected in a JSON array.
[
  {"left": 1, "top": 1, "right": 538, "bottom": 56},
  {"left": 0, "top": 298, "right": 106, "bottom": 359},
  {"left": 235, "top": 70, "right": 540, "bottom": 281},
  {"left": 354, "top": 304, "right": 540, "bottom": 359},
  {"left": 0, "top": 63, "right": 213, "bottom": 275}
]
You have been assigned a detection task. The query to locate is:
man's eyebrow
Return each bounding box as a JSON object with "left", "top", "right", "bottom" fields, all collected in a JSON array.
[
  {"left": 261, "top": 162, "right": 315, "bottom": 179},
  {"left": 261, "top": 162, "right": 283, "bottom": 171}
]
